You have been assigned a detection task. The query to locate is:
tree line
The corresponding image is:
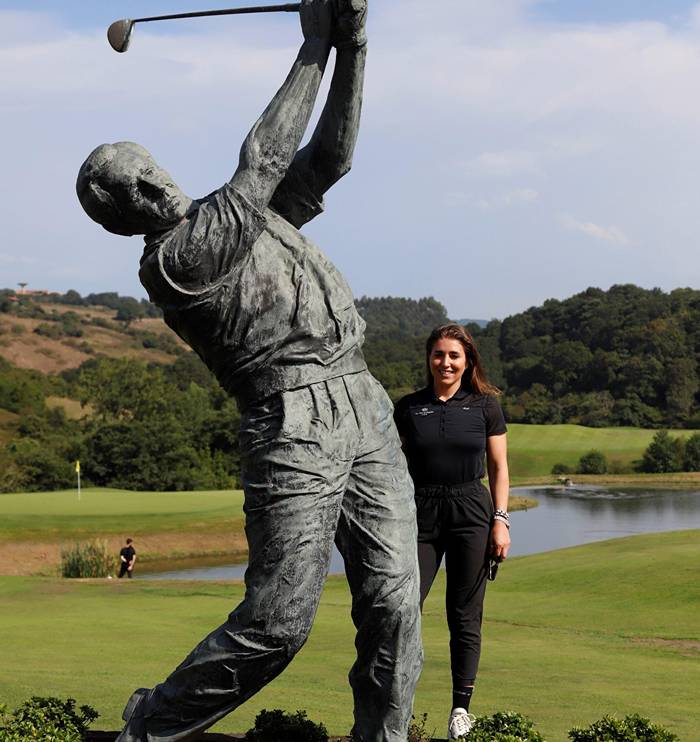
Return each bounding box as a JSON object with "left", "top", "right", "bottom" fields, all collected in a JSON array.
[
  {"left": 359, "top": 285, "right": 700, "bottom": 429},
  {"left": 1, "top": 284, "right": 699, "bottom": 491},
  {"left": 486, "top": 285, "right": 700, "bottom": 428},
  {"left": 0, "top": 354, "right": 239, "bottom": 493}
]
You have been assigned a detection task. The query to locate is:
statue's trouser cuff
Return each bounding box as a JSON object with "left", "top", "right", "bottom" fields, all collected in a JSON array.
[{"left": 128, "top": 370, "right": 423, "bottom": 742}]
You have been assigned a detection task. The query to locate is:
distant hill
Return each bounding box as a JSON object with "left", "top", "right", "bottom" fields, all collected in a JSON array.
[
  {"left": 453, "top": 318, "right": 489, "bottom": 328},
  {"left": 3, "top": 284, "right": 700, "bottom": 429},
  {"left": 473, "top": 284, "right": 700, "bottom": 428},
  {"left": 0, "top": 290, "right": 183, "bottom": 374},
  {"left": 3, "top": 285, "right": 700, "bottom": 492},
  {"left": 356, "top": 295, "right": 449, "bottom": 339}
]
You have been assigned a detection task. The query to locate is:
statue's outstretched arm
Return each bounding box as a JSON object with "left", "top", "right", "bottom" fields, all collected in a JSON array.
[
  {"left": 231, "top": 0, "right": 333, "bottom": 212},
  {"left": 280, "top": 0, "right": 368, "bottom": 224}
]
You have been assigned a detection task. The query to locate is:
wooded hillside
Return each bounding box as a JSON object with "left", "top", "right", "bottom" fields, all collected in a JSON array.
[{"left": 2, "top": 284, "right": 699, "bottom": 491}]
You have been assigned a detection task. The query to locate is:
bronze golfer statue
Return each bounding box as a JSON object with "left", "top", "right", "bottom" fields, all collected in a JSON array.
[{"left": 77, "top": 1, "right": 422, "bottom": 740}]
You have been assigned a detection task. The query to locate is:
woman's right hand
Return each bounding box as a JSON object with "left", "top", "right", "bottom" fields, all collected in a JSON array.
[
  {"left": 300, "top": 0, "right": 334, "bottom": 43},
  {"left": 490, "top": 520, "right": 511, "bottom": 561}
]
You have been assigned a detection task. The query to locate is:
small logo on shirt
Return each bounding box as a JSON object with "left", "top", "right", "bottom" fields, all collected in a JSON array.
[
  {"left": 414, "top": 407, "right": 435, "bottom": 417},
  {"left": 462, "top": 406, "right": 471, "bottom": 411}
]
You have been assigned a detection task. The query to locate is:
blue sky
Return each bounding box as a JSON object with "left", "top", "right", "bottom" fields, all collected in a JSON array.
[{"left": 2, "top": 1, "right": 700, "bottom": 319}]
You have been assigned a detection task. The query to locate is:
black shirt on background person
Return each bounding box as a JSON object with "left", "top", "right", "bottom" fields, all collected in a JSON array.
[{"left": 118, "top": 540, "right": 136, "bottom": 579}]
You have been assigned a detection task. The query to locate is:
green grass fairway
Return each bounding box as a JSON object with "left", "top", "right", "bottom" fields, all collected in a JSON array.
[
  {"left": 1, "top": 531, "right": 698, "bottom": 740},
  {"left": 0, "top": 487, "right": 244, "bottom": 542},
  {"left": 507, "top": 423, "right": 700, "bottom": 479}
]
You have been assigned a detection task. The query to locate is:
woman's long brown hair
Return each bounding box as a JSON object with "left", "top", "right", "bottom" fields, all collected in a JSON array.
[{"left": 425, "top": 323, "right": 501, "bottom": 396}]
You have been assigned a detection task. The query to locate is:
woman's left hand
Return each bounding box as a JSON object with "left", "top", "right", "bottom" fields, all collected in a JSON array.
[{"left": 490, "top": 520, "right": 511, "bottom": 561}]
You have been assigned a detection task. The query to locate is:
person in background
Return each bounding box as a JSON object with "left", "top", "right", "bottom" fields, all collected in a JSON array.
[
  {"left": 118, "top": 538, "right": 136, "bottom": 579},
  {"left": 394, "top": 323, "right": 511, "bottom": 740}
]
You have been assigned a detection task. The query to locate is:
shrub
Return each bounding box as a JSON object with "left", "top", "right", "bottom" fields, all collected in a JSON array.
[
  {"left": 577, "top": 450, "right": 608, "bottom": 474},
  {"left": 0, "top": 453, "right": 28, "bottom": 494},
  {"left": 136, "top": 331, "right": 182, "bottom": 354},
  {"left": 67, "top": 340, "right": 94, "bottom": 355},
  {"left": 683, "top": 432, "right": 700, "bottom": 471},
  {"left": 551, "top": 463, "right": 572, "bottom": 475},
  {"left": 6, "top": 439, "right": 76, "bottom": 491},
  {"left": 639, "top": 431, "right": 684, "bottom": 473},
  {"left": 568, "top": 713, "right": 677, "bottom": 741},
  {"left": 467, "top": 711, "right": 545, "bottom": 741},
  {"left": 89, "top": 316, "right": 113, "bottom": 329},
  {"left": 0, "top": 696, "right": 98, "bottom": 741},
  {"left": 245, "top": 709, "right": 328, "bottom": 742},
  {"left": 34, "top": 322, "right": 63, "bottom": 339},
  {"left": 608, "top": 460, "right": 632, "bottom": 475},
  {"left": 61, "top": 320, "right": 83, "bottom": 338},
  {"left": 408, "top": 713, "right": 434, "bottom": 742},
  {"left": 61, "top": 540, "right": 114, "bottom": 578}
]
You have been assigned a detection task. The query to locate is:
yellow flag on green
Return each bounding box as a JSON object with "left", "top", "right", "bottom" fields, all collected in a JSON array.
[{"left": 75, "top": 460, "right": 80, "bottom": 474}]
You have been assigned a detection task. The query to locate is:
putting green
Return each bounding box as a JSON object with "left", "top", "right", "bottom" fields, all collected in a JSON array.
[{"left": 0, "top": 488, "right": 244, "bottom": 541}]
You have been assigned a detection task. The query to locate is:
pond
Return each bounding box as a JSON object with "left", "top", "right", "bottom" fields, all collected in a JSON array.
[{"left": 140, "top": 485, "right": 700, "bottom": 581}]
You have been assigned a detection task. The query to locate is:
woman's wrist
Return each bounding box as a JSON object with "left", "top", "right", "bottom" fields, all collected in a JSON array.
[{"left": 492, "top": 509, "right": 510, "bottom": 529}]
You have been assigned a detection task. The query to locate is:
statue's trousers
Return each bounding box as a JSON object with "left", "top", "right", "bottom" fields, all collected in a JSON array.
[{"left": 122, "top": 369, "right": 423, "bottom": 742}]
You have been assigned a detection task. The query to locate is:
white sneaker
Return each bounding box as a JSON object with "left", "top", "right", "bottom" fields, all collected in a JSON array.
[{"left": 447, "top": 707, "right": 475, "bottom": 740}]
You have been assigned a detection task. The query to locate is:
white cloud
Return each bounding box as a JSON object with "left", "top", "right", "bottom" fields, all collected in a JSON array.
[
  {"left": 464, "top": 150, "right": 540, "bottom": 178},
  {"left": 451, "top": 187, "right": 539, "bottom": 211},
  {"left": 560, "top": 215, "right": 630, "bottom": 247},
  {"left": 1, "top": 3, "right": 700, "bottom": 316}
]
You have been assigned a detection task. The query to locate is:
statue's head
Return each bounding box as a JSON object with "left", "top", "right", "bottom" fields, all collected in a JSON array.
[{"left": 76, "top": 142, "right": 191, "bottom": 236}]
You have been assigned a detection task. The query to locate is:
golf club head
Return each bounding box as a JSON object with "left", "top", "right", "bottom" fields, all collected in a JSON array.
[{"left": 108, "top": 19, "right": 134, "bottom": 53}]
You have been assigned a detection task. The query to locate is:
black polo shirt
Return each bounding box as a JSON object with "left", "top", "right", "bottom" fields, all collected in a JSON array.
[{"left": 393, "top": 386, "right": 507, "bottom": 487}]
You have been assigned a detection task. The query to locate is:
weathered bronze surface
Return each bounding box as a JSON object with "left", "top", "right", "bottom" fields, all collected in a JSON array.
[{"left": 77, "top": 3, "right": 422, "bottom": 741}]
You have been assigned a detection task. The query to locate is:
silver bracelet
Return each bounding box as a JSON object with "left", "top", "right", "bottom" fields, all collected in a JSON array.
[{"left": 493, "top": 509, "right": 510, "bottom": 529}]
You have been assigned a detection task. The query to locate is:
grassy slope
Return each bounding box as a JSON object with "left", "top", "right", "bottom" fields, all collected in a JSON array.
[
  {"left": 507, "top": 423, "right": 700, "bottom": 478},
  {"left": 0, "top": 531, "right": 698, "bottom": 739},
  {"left": 0, "top": 488, "right": 245, "bottom": 542},
  {"left": 0, "top": 306, "right": 183, "bottom": 374}
]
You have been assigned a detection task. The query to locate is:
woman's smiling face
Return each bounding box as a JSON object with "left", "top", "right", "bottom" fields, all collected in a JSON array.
[{"left": 429, "top": 337, "right": 468, "bottom": 390}]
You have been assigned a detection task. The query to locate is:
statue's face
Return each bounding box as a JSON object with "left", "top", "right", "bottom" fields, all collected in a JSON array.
[
  {"left": 77, "top": 142, "right": 192, "bottom": 236},
  {"left": 110, "top": 147, "right": 191, "bottom": 233}
]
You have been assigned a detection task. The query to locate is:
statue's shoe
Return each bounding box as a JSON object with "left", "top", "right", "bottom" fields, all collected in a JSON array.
[{"left": 116, "top": 687, "right": 151, "bottom": 742}]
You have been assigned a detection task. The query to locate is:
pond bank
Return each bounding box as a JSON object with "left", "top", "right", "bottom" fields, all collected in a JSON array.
[
  {"left": 141, "top": 485, "right": 700, "bottom": 579},
  {"left": 512, "top": 471, "right": 700, "bottom": 489}
]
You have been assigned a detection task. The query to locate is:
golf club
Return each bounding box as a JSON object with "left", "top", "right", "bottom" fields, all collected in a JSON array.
[{"left": 108, "top": 3, "right": 302, "bottom": 53}]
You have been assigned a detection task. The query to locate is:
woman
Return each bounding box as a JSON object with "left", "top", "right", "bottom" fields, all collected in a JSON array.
[{"left": 394, "top": 323, "right": 510, "bottom": 739}]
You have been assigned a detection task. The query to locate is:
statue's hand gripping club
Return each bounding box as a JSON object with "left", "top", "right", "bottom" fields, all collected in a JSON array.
[
  {"left": 332, "top": 0, "right": 368, "bottom": 50},
  {"left": 298, "top": 0, "right": 367, "bottom": 50},
  {"left": 300, "top": 0, "right": 334, "bottom": 43}
]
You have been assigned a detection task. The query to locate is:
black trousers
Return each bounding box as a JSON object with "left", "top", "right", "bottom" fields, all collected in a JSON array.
[
  {"left": 415, "top": 481, "right": 493, "bottom": 689},
  {"left": 118, "top": 563, "right": 132, "bottom": 579}
]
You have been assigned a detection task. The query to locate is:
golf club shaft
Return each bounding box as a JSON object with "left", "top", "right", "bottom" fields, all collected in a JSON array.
[{"left": 133, "top": 3, "right": 301, "bottom": 25}]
